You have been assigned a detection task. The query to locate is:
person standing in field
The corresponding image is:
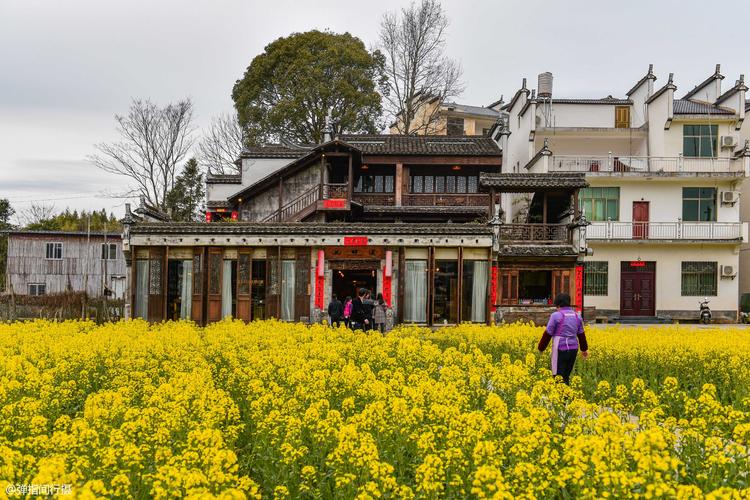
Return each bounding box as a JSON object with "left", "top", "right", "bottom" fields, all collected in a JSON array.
[
  {"left": 537, "top": 293, "right": 589, "bottom": 384},
  {"left": 373, "top": 292, "right": 387, "bottom": 334},
  {"left": 343, "top": 295, "right": 353, "bottom": 328},
  {"left": 350, "top": 288, "right": 366, "bottom": 330},
  {"left": 327, "top": 293, "right": 344, "bottom": 327},
  {"left": 362, "top": 290, "right": 375, "bottom": 331}
]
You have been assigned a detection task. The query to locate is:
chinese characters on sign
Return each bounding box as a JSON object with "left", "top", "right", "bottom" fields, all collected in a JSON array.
[
  {"left": 343, "top": 236, "right": 368, "bottom": 246},
  {"left": 322, "top": 199, "right": 346, "bottom": 209},
  {"left": 575, "top": 264, "right": 584, "bottom": 312}
]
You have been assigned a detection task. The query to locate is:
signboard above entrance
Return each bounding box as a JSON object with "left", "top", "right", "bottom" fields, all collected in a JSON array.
[
  {"left": 343, "top": 236, "right": 368, "bottom": 246},
  {"left": 326, "top": 246, "right": 384, "bottom": 260},
  {"left": 630, "top": 261, "right": 646, "bottom": 267}
]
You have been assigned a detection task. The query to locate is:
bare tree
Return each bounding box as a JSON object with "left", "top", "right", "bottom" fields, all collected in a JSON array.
[
  {"left": 198, "top": 112, "right": 245, "bottom": 175},
  {"left": 20, "top": 203, "right": 55, "bottom": 226},
  {"left": 379, "top": 0, "right": 464, "bottom": 135},
  {"left": 88, "top": 98, "right": 195, "bottom": 210}
]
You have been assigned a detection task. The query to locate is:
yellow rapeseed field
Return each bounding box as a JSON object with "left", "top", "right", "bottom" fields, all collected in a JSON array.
[{"left": 0, "top": 320, "right": 749, "bottom": 499}]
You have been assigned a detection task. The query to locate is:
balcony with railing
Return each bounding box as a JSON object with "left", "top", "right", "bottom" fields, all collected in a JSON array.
[
  {"left": 549, "top": 154, "right": 745, "bottom": 176},
  {"left": 498, "top": 223, "right": 572, "bottom": 244},
  {"left": 402, "top": 193, "right": 489, "bottom": 207},
  {"left": 587, "top": 221, "right": 746, "bottom": 241}
]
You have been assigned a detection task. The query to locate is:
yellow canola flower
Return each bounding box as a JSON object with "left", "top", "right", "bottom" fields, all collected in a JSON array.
[{"left": 0, "top": 319, "right": 748, "bottom": 498}]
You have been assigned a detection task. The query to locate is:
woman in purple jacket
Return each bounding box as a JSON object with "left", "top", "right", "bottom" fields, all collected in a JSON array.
[{"left": 537, "top": 293, "right": 589, "bottom": 384}]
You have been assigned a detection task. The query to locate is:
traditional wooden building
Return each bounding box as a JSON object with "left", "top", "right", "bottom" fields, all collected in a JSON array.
[
  {"left": 122, "top": 134, "right": 588, "bottom": 325},
  {"left": 5, "top": 230, "right": 126, "bottom": 298}
]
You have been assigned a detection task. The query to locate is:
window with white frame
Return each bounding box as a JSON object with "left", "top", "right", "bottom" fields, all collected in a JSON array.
[
  {"left": 28, "top": 283, "right": 46, "bottom": 296},
  {"left": 101, "top": 243, "right": 117, "bottom": 260},
  {"left": 45, "top": 242, "right": 62, "bottom": 260}
]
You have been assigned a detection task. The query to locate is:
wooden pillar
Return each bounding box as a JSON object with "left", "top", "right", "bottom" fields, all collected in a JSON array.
[
  {"left": 395, "top": 162, "right": 403, "bottom": 206},
  {"left": 486, "top": 249, "right": 494, "bottom": 324},
  {"left": 489, "top": 188, "right": 496, "bottom": 216},
  {"left": 320, "top": 154, "right": 326, "bottom": 199},
  {"left": 347, "top": 155, "right": 353, "bottom": 202},
  {"left": 163, "top": 245, "right": 169, "bottom": 321},
  {"left": 427, "top": 246, "right": 435, "bottom": 326},
  {"left": 457, "top": 247, "right": 463, "bottom": 323},
  {"left": 542, "top": 192, "right": 548, "bottom": 224},
  {"left": 397, "top": 247, "right": 405, "bottom": 324}
]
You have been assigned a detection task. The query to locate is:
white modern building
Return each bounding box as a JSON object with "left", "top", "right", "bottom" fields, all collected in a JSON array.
[{"left": 495, "top": 65, "right": 750, "bottom": 322}]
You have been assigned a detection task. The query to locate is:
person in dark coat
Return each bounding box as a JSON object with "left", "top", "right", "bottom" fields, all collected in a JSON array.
[
  {"left": 350, "top": 288, "right": 366, "bottom": 330},
  {"left": 362, "top": 290, "right": 375, "bottom": 331},
  {"left": 327, "top": 294, "right": 344, "bottom": 327}
]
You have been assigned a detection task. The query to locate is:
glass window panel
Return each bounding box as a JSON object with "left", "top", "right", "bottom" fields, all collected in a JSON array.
[
  {"left": 683, "top": 125, "right": 695, "bottom": 135},
  {"left": 434, "top": 260, "right": 458, "bottom": 324},
  {"left": 699, "top": 200, "right": 715, "bottom": 221},
  {"left": 607, "top": 200, "right": 618, "bottom": 220},
  {"left": 593, "top": 199, "right": 605, "bottom": 220},
  {"left": 700, "top": 188, "right": 716, "bottom": 199},
  {"left": 446, "top": 176, "right": 456, "bottom": 193},
  {"left": 682, "top": 200, "right": 699, "bottom": 221},
  {"left": 404, "top": 260, "right": 427, "bottom": 322},
  {"left": 424, "top": 175, "right": 433, "bottom": 193},
  {"left": 385, "top": 176, "right": 394, "bottom": 193},
  {"left": 462, "top": 260, "right": 488, "bottom": 322},
  {"left": 435, "top": 176, "right": 445, "bottom": 193},
  {"left": 281, "top": 260, "right": 295, "bottom": 321},
  {"left": 251, "top": 260, "right": 266, "bottom": 320},
  {"left": 457, "top": 176, "right": 467, "bottom": 193},
  {"left": 700, "top": 137, "right": 714, "bottom": 157},
  {"left": 413, "top": 175, "right": 423, "bottom": 193},
  {"left": 681, "top": 261, "right": 717, "bottom": 296},
  {"left": 374, "top": 175, "right": 384, "bottom": 193},
  {"left": 683, "top": 187, "right": 699, "bottom": 198},
  {"left": 135, "top": 260, "right": 149, "bottom": 320},
  {"left": 683, "top": 137, "right": 698, "bottom": 157},
  {"left": 468, "top": 176, "right": 478, "bottom": 193}
]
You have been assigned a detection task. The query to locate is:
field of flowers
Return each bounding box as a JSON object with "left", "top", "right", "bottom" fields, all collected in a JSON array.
[{"left": 1, "top": 320, "right": 749, "bottom": 498}]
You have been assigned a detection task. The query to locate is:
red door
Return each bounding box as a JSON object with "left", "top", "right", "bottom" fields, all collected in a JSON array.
[
  {"left": 633, "top": 202, "right": 649, "bottom": 239},
  {"left": 620, "top": 261, "right": 656, "bottom": 316}
]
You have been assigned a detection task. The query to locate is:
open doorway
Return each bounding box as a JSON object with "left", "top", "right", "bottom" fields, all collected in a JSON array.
[{"left": 332, "top": 268, "right": 377, "bottom": 301}]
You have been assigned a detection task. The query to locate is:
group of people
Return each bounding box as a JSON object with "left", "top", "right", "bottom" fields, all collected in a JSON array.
[{"left": 327, "top": 289, "right": 388, "bottom": 333}]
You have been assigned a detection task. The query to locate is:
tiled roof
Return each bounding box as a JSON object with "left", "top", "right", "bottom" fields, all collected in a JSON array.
[
  {"left": 4, "top": 230, "right": 121, "bottom": 238},
  {"left": 206, "top": 200, "right": 231, "bottom": 208},
  {"left": 480, "top": 173, "right": 588, "bottom": 192},
  {"left": 549, "top": 97, "right": 632, "bottom": 105},
  {"left": 625, "top": 65, "right": 657, "bottom": 96},
  {"left": 682, "top": 64, "right": 724, "bottom": 99},
  {"left": 339, "top": 135, "right": 502, "bottom": 156},
  {"left": 240, "top": 144, "right": 312, "bottom": 159},
  {"left": 673, "top": 99, "right": 735, "bottom": 115},
  {"left": 443, "top": 102, "right": 501, "bottom": 118},
  {"left": 206, "top": 174, "right": 242, "bottom": 184},
  {"left": 129, "top": 222, "right": 493, "bottom": 236}
]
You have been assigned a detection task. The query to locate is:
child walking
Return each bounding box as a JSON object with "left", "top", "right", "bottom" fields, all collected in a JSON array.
[{"left": 537, "top": 293, "right": 589, "bottom": 384}]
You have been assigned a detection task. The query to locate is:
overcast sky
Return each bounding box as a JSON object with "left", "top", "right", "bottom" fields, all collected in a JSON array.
[{"left": 1, "top": 0, "right": 749, "bottom": 222}]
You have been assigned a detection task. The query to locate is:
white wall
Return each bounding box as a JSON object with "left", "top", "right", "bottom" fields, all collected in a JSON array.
[
  {"left": 584, "top": 244, "right": 739, "bottom": 313},
  {"left": 588, "top": 178, "right": 742, "bottom": 223},
  {"left": 541, "top": 103, "right": 625, "bottom": 128},
  {"left": 535, "top": 135, "right": 647, "bottom": 156}
]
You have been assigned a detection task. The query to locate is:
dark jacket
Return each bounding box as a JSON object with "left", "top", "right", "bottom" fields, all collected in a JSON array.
[
  {"left": 350, "top": 297, "right": 365, "bottom": 323},
  {"left": 362, "top": 298, "right": 375, "bottom": 323},
  {"left": 328, "top": 299, "right": 344, "bottom": 319}
]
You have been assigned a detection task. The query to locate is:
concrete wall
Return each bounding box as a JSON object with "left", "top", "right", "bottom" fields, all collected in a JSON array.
[
  {"left": 542, "top": 103, "right": 625, "bottom": 128},
  {"left": 535, "top": 135, "right": 647, "bottom": 156},
  {"left": 584, "top": 243, "right": 739, "bottom": 317}
]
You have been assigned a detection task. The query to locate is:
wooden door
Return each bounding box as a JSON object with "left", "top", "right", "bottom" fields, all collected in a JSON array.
[
  {"left": 294, "top": 248, "right": 311, "bottom": 321},
  {"left": 148, "top": 247, "right": 166, "bottom": 322},
  {"left": 498, "top": 269, "right": 519, "bottom": 306},
  {"left": 191, "top": 248, "right": 204, "bottom": 324},
  {"left": 207, "top": 247, "right": 223, "bottom": 322},
  {"left": 266, "top": 248, "right": 280, "bottom": 319},
  {"left": 620, "top": 261, "right": 656, "bottom": 316},
  {"left": 236, "top": 249, "right": 252, "bottom": 321},
  {"left": 552, "top": 269, "right": 572, "bottom": 301},
  {"left": 633, "top": 202, "right": 649, "bottom": 240},
  {"left": 615, "top": 106, "right": 630, "bottom": 128}
]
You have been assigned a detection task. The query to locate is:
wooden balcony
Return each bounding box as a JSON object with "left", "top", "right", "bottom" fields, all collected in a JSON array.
[
  {"left": 402, "top": 193, "right": 490, "bottom": 207},
  {"left": 498, "top": 223, "right": 571, "bottom": 243},
  {"left": 352, "top": 193, "right": 396, "bottom": 206},
  {"left": 322, "top": 183, "right": 348, "bottom": 199}
]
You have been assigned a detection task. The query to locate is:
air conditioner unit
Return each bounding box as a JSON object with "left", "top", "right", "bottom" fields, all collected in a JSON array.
[
  {"left": 721, "top": 135, "right": 737, "bottom": 148},
  {"left": 721, "top": 265, "right": 737, "bottom": 278},
  {"left": 721, "top": 191, "right": 740, "bottom": 205}
]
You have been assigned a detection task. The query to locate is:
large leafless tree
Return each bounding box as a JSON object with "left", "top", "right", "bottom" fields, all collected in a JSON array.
[
  {"left": 88, "top": 98, "right": 195, "bottom": 210},
  {"left": 197, "top": 112, "right": 245, "bottom": 175},
  {"left": 379, "top": 0, "right": 464, "bottom": 135}
]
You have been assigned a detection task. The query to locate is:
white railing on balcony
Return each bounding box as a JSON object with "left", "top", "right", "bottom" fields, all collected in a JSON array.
[
  {"left": 549, "top": 155, "right": 743, "bottom": 174},
  {"left": 587, "top": 221, "right": 745, "bottom": 241}
]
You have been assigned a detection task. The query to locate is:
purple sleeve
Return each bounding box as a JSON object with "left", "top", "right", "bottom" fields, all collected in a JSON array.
[{"left": 546, "top": 311, "right": 560, "bottom": 335}]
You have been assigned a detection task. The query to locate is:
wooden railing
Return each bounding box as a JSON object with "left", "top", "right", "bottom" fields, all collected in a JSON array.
[
  {"left": 323, "top": 183, "right": 348, "bottom": 199},
  {"left": 587, "top": 221, "right": 745, "bottom": 241},
  {"left": 352, "top": 193, "right": 396, "bottom": 206},
  {"left": 498, "top": 223, "right": 570, "bottom": 243},
  {"left": 263, "top": 185, "right": 320, "bottom": 222},
  {"left": 403, "top": 193, "right": 489, "bottom": 207}
]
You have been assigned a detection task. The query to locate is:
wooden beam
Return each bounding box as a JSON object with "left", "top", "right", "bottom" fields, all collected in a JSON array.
[
  {"left": 347, "top": 154, "right": 353, "bottom": 202},
  {"left": 395, "top": 162, "right": 403, "bottom": 206}
]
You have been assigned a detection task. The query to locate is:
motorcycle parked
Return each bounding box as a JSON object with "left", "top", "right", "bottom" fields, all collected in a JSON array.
[{"left": 699, "top": 298, "right": 711, "bottom": 324}]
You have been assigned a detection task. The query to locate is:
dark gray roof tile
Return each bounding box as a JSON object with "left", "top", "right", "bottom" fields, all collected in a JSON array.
[
  {"left": 130, "top": 222, "right": 493, "bottom": 236},
  {"left": 673, "top": 99, "right": 735, "bottom": 115}
]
